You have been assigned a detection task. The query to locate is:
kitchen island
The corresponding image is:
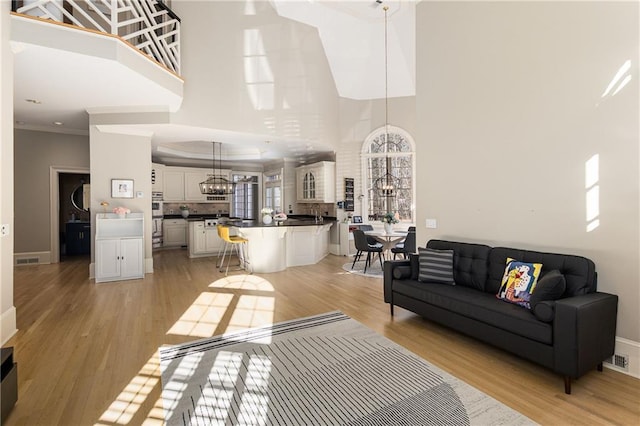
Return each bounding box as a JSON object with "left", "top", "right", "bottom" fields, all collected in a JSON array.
[{"left": 223, "top": 218, "right": 334, "bottom": 273}]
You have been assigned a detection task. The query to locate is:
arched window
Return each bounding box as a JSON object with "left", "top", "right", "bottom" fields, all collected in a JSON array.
[{"left": 361, "top": 126, "right": 415, "bottom": 222}]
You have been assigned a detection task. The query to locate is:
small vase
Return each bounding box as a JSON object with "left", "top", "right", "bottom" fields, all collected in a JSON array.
[
  {"left": 262, "top": 214, "right": 273, "bottom": 224},
  {"left": 117, "top": 213, "right": 126, "bottom": 219},
  {"left": 384, "top": 223, "right": 393, "bottom": 234},
  {"left": 181, "top": 210, "right": 189, "bottom": 218}
]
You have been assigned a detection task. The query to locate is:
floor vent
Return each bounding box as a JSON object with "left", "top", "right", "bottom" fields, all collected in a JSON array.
[
  {"left": 604, "top": 353, "right": 629, "bottom": 371},
  {"left": 16, "top": 257, "right": 39, "bottom": 265}
]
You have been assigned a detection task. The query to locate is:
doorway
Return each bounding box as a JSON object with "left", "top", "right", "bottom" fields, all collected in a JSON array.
[
  {"left": 59, "top": 173, "right": 90, "bottom": 259},
  {"left": 49, "top": 167, "right": 90, "bottom": 263}
]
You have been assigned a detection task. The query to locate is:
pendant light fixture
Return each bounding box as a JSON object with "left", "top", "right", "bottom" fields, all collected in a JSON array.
[
  {"left": 373, "top": 5, "right": 400, "bottom": 200},
  {"left": 199, "top": 141, "right": 236, "bottom": 195}
]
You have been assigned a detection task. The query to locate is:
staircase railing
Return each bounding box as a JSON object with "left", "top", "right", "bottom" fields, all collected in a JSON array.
[{"left": 12, "top": 0, "right": 181, "bottom": 75}]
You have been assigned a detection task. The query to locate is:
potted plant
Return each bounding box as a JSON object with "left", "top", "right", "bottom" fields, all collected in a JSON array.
[
  {"left": 381, "top": 212, "right": 399, "bottom": 233},
  {"left": 179, "top": 205, "right": 190, "bottom": 218},
  {"left": 261, "top": 207, "right": 273, "bottom": 224},
  {"left": 113, "top": 206, "right": 130, "bottom": 219}
]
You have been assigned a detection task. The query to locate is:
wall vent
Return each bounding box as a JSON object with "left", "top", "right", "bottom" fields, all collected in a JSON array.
[
  {"left": 16, "top": 257, "right": 39, "bottom": 265},
  {"left": 604, "top": 353, "right": 629, "bottom": 371}
]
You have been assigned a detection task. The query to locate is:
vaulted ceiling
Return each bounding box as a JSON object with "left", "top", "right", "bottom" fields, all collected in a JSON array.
[{"left": 11, "top": 0, "right": 415, "bottom": 166}]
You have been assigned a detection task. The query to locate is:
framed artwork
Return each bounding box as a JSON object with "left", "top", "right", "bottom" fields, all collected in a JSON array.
[
  {"left": 352, "top": 215, "right": 363, "bottom": 223},
  {"left": 111, "top": 179, "right": 134, "bottom": 198}
]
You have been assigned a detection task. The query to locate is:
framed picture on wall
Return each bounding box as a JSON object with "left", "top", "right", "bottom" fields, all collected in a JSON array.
[{"left": 111, "top": 179, "right": 134, "bottom": 198}]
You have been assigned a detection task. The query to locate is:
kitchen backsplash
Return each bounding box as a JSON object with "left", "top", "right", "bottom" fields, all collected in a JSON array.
[{"left": 163, "top": 203, "right": 229, "bottom": 216}]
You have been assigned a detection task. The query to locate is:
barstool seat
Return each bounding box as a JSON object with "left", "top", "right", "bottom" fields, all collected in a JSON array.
[{"left": 218, "top": 225, "right": 250, "bottom": 275}]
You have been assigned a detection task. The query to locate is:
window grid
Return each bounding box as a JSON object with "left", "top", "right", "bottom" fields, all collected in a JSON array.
[{"left": 362, "top": 128, "right": 415, "bottom": 222}]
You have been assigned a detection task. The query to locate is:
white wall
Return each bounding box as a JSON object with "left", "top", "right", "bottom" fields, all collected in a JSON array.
[
  {"left": 89, "top": 126, "right": 153, "bottom": 274},
  {"left": 416, "top": 2, "right": 639, "bottom": 342},
  {"left": 171, "top": 0, "right": 340, "bottom": 151},
  {"left": 0, "top": 0, "right": 16, "bottom": 344},
  {"left": 14, "top": 130, "right": 90, "bottom": 253}
]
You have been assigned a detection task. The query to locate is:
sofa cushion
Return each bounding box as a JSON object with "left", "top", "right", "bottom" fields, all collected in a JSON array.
[
  {"left": 418, "top": 248, "right": 455, "bottom": 285},
  {"left": 426, "top": 240, "right": 492, "bottom": 291},
  {"left": 393, "top": 265, "right": 413, "bottom": 280},
  {"left": 393, "top": 279, "right": 552, "bottom": 344},
  {"left": 533, "top": 300, "right": 556, "bottom": 323},
  {"left": 530, "top": 270, "right": 566, "bottom": 307},
  {"left": 496, "top": 258, "right": 543, "bottom": 309},
  {"left": 487, "top": 247, "right": 596, "bottom": 296}
]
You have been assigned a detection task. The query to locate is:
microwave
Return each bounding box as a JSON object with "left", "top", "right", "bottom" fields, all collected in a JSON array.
[{"left": 152, "top": 200, "right": 163, "bottom": 217}]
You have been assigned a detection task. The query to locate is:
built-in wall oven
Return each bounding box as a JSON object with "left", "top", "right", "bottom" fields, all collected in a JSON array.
[{"left": 152, "top": 192, "right": 163, "bottom": 249}]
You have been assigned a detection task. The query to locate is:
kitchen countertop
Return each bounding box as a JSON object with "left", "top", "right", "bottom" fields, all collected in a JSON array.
[
  {"left": 221, "top": 218, "right": 336, "bottom": 228},
  {"left": 163, "top": 214, "right": 229, "bottom": 220},
  {"left": 164, "top": 214, "right": 337, "bottom": 226}
]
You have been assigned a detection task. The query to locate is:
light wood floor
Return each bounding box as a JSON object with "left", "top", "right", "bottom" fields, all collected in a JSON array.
[{"left": 4, "top": 249, "right": 639, "bottom": 425}]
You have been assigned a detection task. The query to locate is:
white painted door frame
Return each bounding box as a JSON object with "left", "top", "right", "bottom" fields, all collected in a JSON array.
[{"left": 49, "top": 166, "right": 90, "bottom": 264}]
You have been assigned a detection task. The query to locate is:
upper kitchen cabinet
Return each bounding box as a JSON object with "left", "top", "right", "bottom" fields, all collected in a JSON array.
[
  {"left": 184, "top": 170, "right": 209, "bottom": 201},
  {"left": 151, "top": 163, "right": 165, "bottom": 192},
  {"left": 296, "top": 161, "right": 336, "bottom": 203},
  {"left": 163, "top": 169, "right": 185, "bottom": 201},
  {"left": 163, "top": 166, "right": 232, "bottom": 202}
]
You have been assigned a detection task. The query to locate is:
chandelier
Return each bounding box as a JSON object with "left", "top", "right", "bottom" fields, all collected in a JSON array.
[
  {"left": 373, "top": 5, "right": 400, "bottom": 199},
  {"left": 199, "top": 141, "right": 236, "bottom": 195}
]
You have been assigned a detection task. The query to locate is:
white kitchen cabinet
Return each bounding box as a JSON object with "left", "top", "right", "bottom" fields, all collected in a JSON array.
[
  {"left": 163, "top": 170, "right": 185, "bottom": 201},
  {"left": 162, "top": 166, "right": 232, "bottom": 202},
  {"left": 184, "top": 171, "right": 209, "bottom": 201},
  {"left": 95, "top": 213, "right": 144, "bottom": 283},
  {"left": 163, "top": 218, "right": 187, "bottom": 247},
  {"left": 296, "top": 161, "right": 336, "bottom": 203},
  {"left": 188, "top": 221, "right": 223, "bottom": 258}
]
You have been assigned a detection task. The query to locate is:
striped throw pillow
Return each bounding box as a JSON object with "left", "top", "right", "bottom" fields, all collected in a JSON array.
[{"left": 418, "top": 247, "right": 455, "bottom": 285}]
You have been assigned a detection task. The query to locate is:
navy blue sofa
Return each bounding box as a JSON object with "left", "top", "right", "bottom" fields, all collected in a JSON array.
[{"left": 383, "top": 239, "right": 618, "bottom": 394}]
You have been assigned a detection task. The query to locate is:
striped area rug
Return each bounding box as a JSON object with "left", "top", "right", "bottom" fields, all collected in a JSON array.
[{"left": 160, "top": 312, "right": 535, "bottom": 426}]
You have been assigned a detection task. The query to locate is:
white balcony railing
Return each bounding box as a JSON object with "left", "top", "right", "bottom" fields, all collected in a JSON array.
[{"left": 13, "top": 0, "right": 181, "bottom": 75}]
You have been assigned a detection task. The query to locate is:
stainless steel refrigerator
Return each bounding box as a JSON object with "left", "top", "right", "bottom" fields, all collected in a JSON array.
[{"left": 231, "top": 175, "right": 259, "bottom": 219}]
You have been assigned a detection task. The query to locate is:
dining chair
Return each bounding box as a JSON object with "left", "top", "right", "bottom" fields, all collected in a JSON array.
[
  {"left": 392, "top": 226, "right": 416, "bottom": 259},
  {"left": 351, "top": 229, "right": 383, "bottom": 273},
  {"left": 358, "top": 224, "right": 381, "bottom": 246}
]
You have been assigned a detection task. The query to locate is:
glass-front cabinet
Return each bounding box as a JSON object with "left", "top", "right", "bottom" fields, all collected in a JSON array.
[{"left": 296, "top": 161, "right": 335, "bottom": 203}]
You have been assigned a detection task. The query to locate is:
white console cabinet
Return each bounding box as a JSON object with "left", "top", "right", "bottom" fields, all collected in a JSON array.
[{"left": 95, "top": 213, "right": 144, "bottom": 283}]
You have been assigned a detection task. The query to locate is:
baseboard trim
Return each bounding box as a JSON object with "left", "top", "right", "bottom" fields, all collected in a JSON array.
[
  {"left": 14, "top": 251, "right": 51, "bottom": 266},
  {"left": 145, "top": 257, "right": 154, "bottom": 274},
  {"left": 1, "top": 306, "right": 17, "bottom": 346},
  {"left": 603, "top": 337, "right": 640, "bottom": 379}
]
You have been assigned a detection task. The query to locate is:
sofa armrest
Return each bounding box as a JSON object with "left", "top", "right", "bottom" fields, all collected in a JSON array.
[
  {"left": 383, "top": 259, "right": 411, "bottom": 303},
  {"left": 553, "top": 292, "right": 618, "bottom": 378}
]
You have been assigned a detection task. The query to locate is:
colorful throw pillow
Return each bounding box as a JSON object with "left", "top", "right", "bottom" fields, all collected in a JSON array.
[
  {"left": 496, "top": 258, "right": 542, "bottom": 309},
  {"left": 418, "top": 248, "right": 455, "bottom": 285}
]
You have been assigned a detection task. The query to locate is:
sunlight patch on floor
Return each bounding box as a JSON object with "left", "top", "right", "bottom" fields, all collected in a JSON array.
[
  {"left": 95, "top": 351, "right": 161, "bottom": 425},
  {"left": 209, "top": 273, "right": 275, "bottom": 291},
  {"left": 98, "top": 273, "right": 277, "bottom": 424},
  {"left": 226, "top": 295, "right": 275, "bottom": 337},
  {"left": 166, "top": 292, "right": 234, "bottom": 338}
]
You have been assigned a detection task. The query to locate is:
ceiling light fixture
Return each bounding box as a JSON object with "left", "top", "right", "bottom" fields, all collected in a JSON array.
[
  {"left": 199, "top": 141, "right": 236, "bottom": 195},
  {"left": 373, "top": 5, "right": 400, "bottom": 201},
  {"left": 53, "top": 121, "right": 63, "bottom": 126}
]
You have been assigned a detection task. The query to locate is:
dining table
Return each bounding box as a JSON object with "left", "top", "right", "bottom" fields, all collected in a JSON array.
[{"left": 364, "top": 230, "right": 407, "bottom": 259}]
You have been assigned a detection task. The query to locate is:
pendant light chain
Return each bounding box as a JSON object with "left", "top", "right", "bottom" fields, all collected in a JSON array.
[{"left": 384, "top": 5, "right": 389, "bottom": 152}]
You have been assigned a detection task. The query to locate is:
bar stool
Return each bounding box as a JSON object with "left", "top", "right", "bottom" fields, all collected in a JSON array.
[{"left": 218, "top": 226, "right": 250, "bottom": 275}]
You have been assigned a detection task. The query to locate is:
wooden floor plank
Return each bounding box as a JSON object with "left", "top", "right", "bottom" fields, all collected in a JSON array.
[{"left": 4, "top": 249, "right": 639, "bottom": 425}]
